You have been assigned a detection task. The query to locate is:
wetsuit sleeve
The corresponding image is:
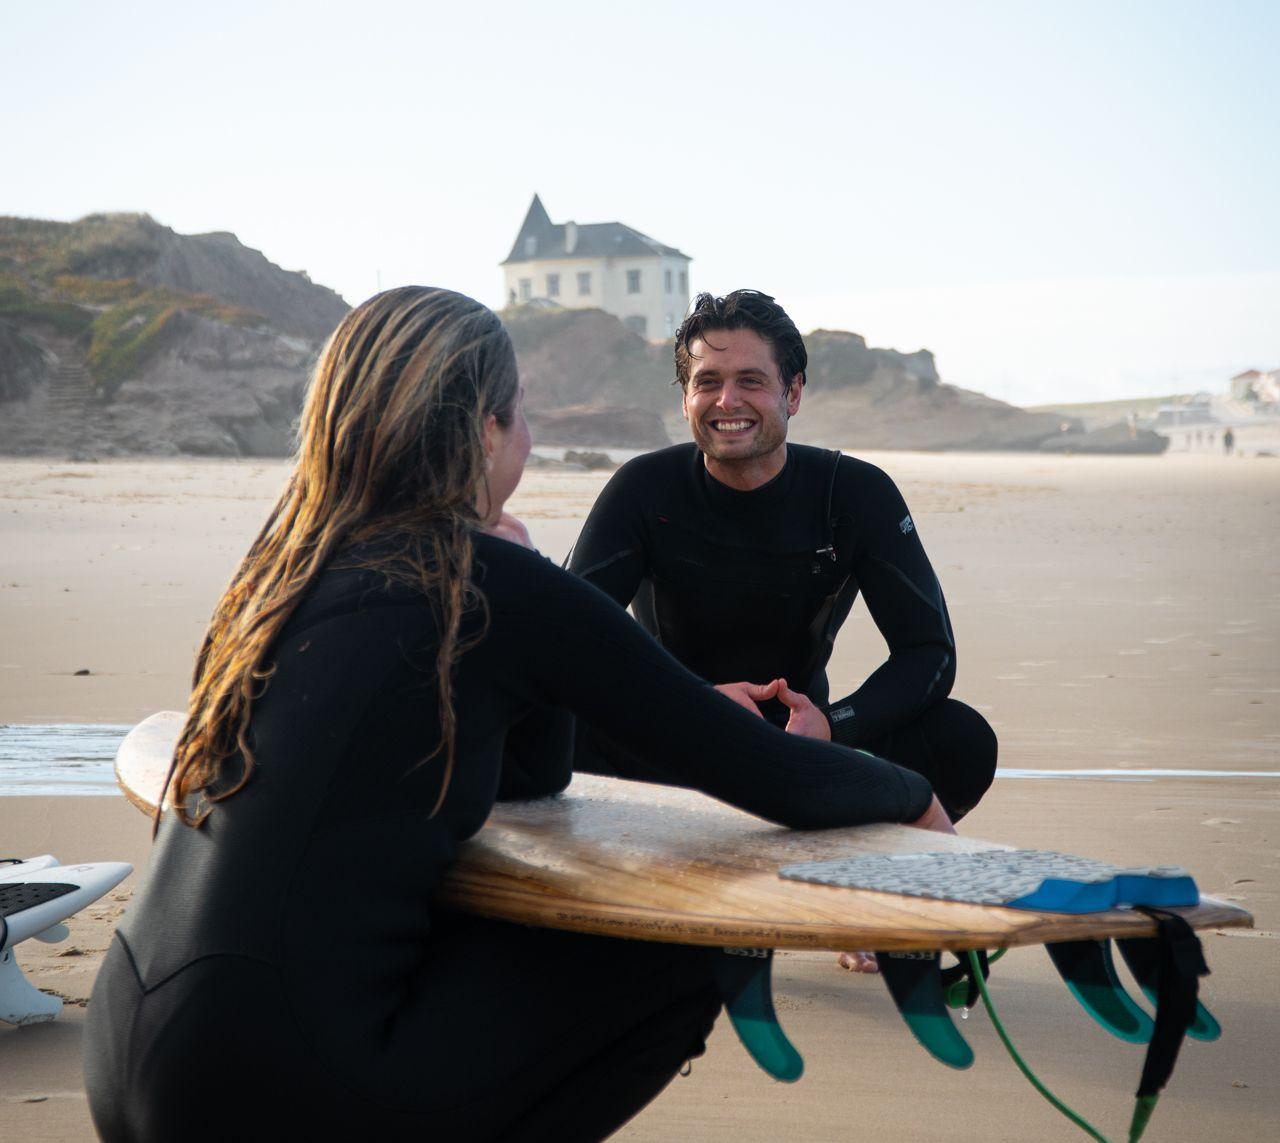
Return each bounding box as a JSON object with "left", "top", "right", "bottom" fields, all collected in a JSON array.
[
  {"left": 496, "top": 705, "right": 576, "bottom": 801},
  {"left": 825, "top": 464, "right": 956, "bottom": 748},
  {"left": 567, "top": 464, "right": 649, "bottom": 608},
  {"left": 483, "top": 539, "right": 934, "bottom": 829}
]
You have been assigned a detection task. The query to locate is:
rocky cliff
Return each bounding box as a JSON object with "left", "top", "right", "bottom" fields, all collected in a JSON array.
[
  {"left": 2, "top": 214, "right": 1119, "bottom": 458},
  {"left": 0, "top": 214, "right": 347, "bottom": 457},
  {"left": 793, "top": 330, "right": 1074, "bottom": 451},
  {"left": 503, "top": 308, "right": 1083, "bottom": 453}
]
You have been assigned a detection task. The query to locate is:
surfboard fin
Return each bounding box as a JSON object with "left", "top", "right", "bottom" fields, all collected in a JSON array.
[
  {"left": 0, "top": 947, "right": 62, "bottom": 1025},
  {"left": 1117, "top": 934, "right": 1220, "bottom": 1042},
  {"left": 879, "top": 951, "right": 975, "bottom": 1069},
  {"left": 1047, "top": 939, "right": 1155, "bottom": 1043},
  {"left": 709, "top": 948, "right": 804, "bottom": 1082}
]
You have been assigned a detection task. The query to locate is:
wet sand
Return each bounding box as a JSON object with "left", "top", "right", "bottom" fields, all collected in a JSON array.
[{"left": 1, "top": 452, "right": 1276, "bottom": 1140}]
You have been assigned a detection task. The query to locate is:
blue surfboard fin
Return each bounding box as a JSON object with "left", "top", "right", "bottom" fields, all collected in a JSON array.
[
  {"left": 1047, "top": 939, "right": 1155, "bottom": 1043},
  {"left": 880, "top": 951, "right": 975, "bottom": 1069},
  {"left": 1117, "top": 935, "right": 1221, "bottom": 1042},
  {"left": 709, "top": 948, "right": 804, "bottom": 1082}
]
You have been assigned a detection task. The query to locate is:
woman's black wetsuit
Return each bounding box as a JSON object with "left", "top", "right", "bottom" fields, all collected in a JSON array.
[{"left": 85, "top": 534, "right": 932, "bottom": 1142}]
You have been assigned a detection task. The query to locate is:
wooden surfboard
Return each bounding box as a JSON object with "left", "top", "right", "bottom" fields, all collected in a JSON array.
[{"left": 115, "top": 711, "right": 1251, "bottom": 952}]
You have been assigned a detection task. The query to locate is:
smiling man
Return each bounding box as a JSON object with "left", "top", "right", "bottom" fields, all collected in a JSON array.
[{"left": 569, "top": 290, "right": 997, "bottom": 835}]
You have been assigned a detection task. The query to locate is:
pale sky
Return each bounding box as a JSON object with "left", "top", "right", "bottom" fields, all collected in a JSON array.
[{"left": 4, "top": 0, "right": 1277, "bottom": 405}]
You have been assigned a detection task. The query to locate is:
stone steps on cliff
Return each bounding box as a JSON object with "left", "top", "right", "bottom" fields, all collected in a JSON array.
[
  {"left": 41, "top": 361, "right": 98, "bottom": 454},
  {"left": 45, "top": 362, "right": 93, "bottom": 417}
]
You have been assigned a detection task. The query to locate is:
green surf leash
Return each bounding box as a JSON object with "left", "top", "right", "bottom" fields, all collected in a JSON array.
[
  {"left": 943, "top": 946, "right": 1005, "bottom": 1010},
  {"left": 965, "top": 950, "right": 1133, "bottom": 1142},
  {"left": 966, "top": 947, "right": 1185, "bottom": 1143}
]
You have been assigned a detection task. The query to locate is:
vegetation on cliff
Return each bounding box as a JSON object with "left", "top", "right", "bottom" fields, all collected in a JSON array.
[
  {"left": 0, "top": 214, "right": 347, "bottom": 458},
  {"left": 2, "top": 271, "right": 265, "bottom": 394},
  {"left": 0, "top": 216, "right": 277, "bottom": 393}
]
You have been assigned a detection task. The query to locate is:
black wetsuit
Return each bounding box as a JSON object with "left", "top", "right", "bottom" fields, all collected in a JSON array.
[
  {"left": 570, "top": 444, "right": 996, "bottom": 819},
  {"left": 85, "top": 534, "right": 933, "bottom": 1143}
]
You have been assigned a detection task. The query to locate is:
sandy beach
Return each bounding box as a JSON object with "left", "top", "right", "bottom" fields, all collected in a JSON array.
[{"left": 1, "top": 451, "right": 1276, "bottom": 1140}]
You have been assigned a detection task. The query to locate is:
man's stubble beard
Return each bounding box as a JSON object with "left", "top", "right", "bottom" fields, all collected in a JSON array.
[{"left": 693, "top": 395, "right": 790, "bottom": 465}]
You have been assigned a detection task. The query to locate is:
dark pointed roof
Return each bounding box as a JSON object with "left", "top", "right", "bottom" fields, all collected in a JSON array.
[{"left": 501, "top": 195, "right": 689, "bottom": 265}]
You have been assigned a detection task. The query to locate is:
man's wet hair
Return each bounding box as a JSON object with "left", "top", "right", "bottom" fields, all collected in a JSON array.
[{"left": 673, "top": 290, "right": 807, "bottom": 392}]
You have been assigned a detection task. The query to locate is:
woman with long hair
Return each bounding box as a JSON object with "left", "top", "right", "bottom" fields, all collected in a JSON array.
[{"left": 84, "top": 287, "right": 948, "bottom": 1142}]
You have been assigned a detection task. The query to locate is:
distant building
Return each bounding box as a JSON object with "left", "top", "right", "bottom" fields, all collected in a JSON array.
[
  {"left": 1230, "top": 368, "right": 1279, "bottom": 404},
  {"left": 1153, "top": 392, "right": 1216, "bottom": 427},
  {"left": 500, "top": 194, "right": 691, "bottom": 341}
]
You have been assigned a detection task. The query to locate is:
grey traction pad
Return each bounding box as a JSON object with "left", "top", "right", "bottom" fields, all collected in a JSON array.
[{"left": 778, "top": 850, "right": 1190, "bottom": 908}]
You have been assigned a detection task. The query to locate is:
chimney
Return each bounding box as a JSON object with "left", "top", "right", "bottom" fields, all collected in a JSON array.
[{"left": 564, "top": 221, "right": 578, "bottom": 255}]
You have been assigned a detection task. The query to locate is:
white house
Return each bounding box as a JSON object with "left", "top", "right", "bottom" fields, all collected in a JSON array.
[
  {"left": 501, "top": 195, "right": 691, "bottom": 341},
  {"left": 1230, "top": 368, "right": 1279, "bottom": 404}
]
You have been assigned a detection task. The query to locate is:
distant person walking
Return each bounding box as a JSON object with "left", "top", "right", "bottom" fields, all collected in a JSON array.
[{"left": 1224, "top": 427, "right": 1236, "bottom": 456}]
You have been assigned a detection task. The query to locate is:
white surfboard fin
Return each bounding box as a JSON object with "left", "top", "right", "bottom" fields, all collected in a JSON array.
[
  {"left": 0, "top": 859, "right": 132, "bottom": 1026},
  {"left": 0, "top": 947, "right": 62, "bottom": 1025},
  {"left": 33, "top": 923, "right": 72, "bottom": 944}
]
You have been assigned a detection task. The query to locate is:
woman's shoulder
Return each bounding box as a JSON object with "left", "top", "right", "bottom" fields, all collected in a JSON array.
[
  {"left": 473, "top": 531, "right": 565, "bottom": 582},
  {"left": 473, "top": 531, "right": 602, "bottom": 612}
]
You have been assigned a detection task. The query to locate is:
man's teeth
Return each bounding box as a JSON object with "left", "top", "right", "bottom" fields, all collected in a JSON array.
[{"left": 712, "top": 420, "right": 753, "bottom": 432}]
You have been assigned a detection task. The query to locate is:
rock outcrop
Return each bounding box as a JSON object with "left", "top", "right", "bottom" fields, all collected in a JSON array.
[
  {"left": 791, "top": 330, "right": 1076, "bottom": 451},
  {"left": 15, "top": 213, "right": 347, "bottom": 339},
  {"left": 2, "top": 214, "right": 1131, "bottom": 458},
  {"left": 503, "top": 305, "right": 673, "bottom": 415},
  {"left": 1037, "top": 421, "right": 1168, "bottom": 455},
  {"left": 0, "top": 321, "right": 48, "bottom": 402},
  {"left": 0, "top": 214, "right": 342, "bottom": 457},
  {"left": 507, "top": 311, "right": 1083, "bottom": 453}
]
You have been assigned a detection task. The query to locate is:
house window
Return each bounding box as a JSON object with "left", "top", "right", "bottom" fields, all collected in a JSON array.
[
  {"left": 546, "top": 273, "right": 560, "bottom": 298},
  {"left": 524, "top": 237, "right": 537, "bottom": 256},
  {"left": 519, "top": 278, "right": 532, "bottom": 301},
  {"left": 624, "top": 315, "right": 647, "bottom": 337},
  {"left": 664, "top": 269, "right": 672, "bottom": 294},
  {"left": 664, "top": 313, "right": 674, "bottom": 337},
  {"left": 679, "top": 270, "right": 687, "bottom": 293},
  {"left": 626, "top": 269, "right": 641, "bottom": 294},
  {"left": 577, "top": 272, "right": 591, "bottom": 296}
]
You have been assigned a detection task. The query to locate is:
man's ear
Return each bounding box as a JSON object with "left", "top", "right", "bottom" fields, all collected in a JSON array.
[
  {"left": 680, "top": 388, "right": 691, "bottom": 422},
  {"left": 786, "top": 376, "right": 803, "bottom": 417}
]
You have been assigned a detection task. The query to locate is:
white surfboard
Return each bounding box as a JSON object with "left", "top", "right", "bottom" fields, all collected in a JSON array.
[
  {"left": 0, "top": 855, "right": 63, "bottom": 882},
  {"left": 0, "top": 859, "right": 132, "bottom": 1025}
]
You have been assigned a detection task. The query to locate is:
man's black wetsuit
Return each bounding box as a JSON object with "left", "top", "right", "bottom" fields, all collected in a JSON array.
[
  {"left": 570, "top": 443, "right": 996, "bottom": 819},
  {"left": 85, "top": 534, "right": 933, "bottom": 1143}
]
